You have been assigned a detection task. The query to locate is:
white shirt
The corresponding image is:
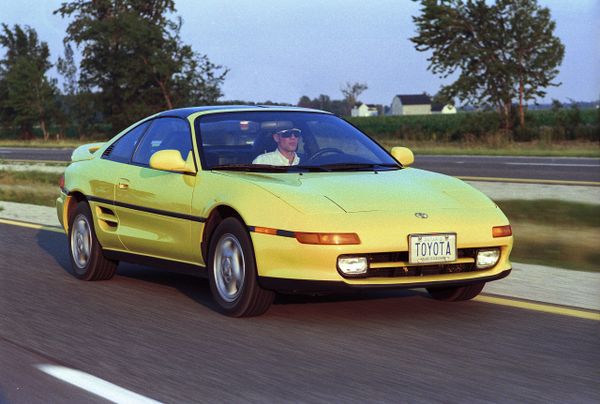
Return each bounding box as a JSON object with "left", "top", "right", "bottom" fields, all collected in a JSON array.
[{"left": 252, "top": 149, "right": 300, "bottom": 166}]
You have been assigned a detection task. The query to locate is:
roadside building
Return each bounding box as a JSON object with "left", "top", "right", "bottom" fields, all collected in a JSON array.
[
  {"left": 432, "top": 103, "right": 457, "bottom": 114},
  {"left": 351, "top": 103, "right": 379, "bottom": 117},
  {"left": 391, "top": 94, "right": 432, "bottom": 115},
  {"left": 391, "top": 94, "right": 456, "bottom": 115}
]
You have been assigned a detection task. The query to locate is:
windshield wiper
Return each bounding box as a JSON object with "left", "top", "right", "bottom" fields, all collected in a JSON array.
[
  {"left": 288, "top": 165, "right": 331, "bottom": 172},
  {"left": 316, "top": 163, "right": 400, "bottom": 172},
  {"left": 211, "top": 164, "right": 289, "bottom": 172},
  {"left": 211, "top": 163, "right": 374, "bottom": 173}
]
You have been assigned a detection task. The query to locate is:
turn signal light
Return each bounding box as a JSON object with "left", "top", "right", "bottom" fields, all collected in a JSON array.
[
  {"left": 492, "top": 225, "right": 512, "bottom": 238},
  {"left": 254, "top": 226, "right": 278, "bottom": 235},
  {"left": 58, "top": 174, "right": 65, "bottom": 190},
  {"left": 295, "top": 232, "right": 361, "bottom": 245}
]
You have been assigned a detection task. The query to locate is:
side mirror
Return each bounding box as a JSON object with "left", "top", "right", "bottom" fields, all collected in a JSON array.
[
  {"left": 390, "top": 147, "right": 414, "bottom": 167},
  {"left": 149, "top": 150, "right": 196, "bottom": 174}
]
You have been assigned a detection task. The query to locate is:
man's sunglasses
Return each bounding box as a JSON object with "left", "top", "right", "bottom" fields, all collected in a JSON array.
[{"left": 277, "top": 128, "right": 301, "bottom": 138}]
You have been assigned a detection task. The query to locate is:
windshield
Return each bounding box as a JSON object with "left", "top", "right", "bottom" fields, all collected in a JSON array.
[{"left": 196, "top": 111, "right": 400, "bottom": 172}]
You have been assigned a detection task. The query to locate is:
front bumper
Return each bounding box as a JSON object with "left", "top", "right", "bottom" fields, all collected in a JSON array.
[
  {"left": 56, "top": 191, "right": 68, "bottom": 231},
  {"left": 251, "top": 229, "right": 512, "bottom": 283},
  {"left": 259, "top": 268, "right": 512, "bottom": 293}
]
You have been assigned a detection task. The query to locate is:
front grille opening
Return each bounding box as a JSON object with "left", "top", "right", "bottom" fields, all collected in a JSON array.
[
  {"left": 339, "top": 248, "right": 487, "bottom": 279},
  {"left": 367, "top": 248, "right": 477, "bottom": 264},
  {"left": 368, "top": 262, "right": 477, "bottom": 278}
]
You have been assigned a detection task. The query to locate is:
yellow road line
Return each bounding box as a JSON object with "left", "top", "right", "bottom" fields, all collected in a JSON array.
[
  {"left": 0, "top": 218, "right": 64, "bottom": 234},
  {"left": 460, "top": 176, "right": 600, "bottom": 187},
  {"left": 475, "top": 295, "right": 600, "bottom": 321}
]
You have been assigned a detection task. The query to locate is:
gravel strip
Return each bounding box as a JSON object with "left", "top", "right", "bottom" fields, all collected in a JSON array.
[
  {"left": 0, "top": 163, "right": 66, "bottom": 173},
  {"left": 485, "top": 262, "right": 600, "bottom": 310},
  {"left": 0, "top": 201, "right": 61, "bottom": 227},
  {"left": 467, "top": 181, "right": 600, "bottom": 205}
]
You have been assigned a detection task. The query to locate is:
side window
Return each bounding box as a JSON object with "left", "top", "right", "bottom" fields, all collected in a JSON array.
[
  {"left": 103, "top": 121, "right": 150, "bottom": 163},
  {"left": 131, "top": 118, "right": 192, "bottom": 167}
]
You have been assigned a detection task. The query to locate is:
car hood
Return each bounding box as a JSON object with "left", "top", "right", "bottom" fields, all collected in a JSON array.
[{"left": 218, "top": 168, "right": 495, "bottom": 214}]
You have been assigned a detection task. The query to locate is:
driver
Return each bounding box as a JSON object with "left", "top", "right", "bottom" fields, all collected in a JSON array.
[{"left": 252, "top": 128, "right": 301, "bottom": 166}]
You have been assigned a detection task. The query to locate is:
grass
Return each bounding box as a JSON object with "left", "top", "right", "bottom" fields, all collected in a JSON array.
[
  {"left": 497, "top": 200, "right": 600, "bottom": 228},
  {"left": 0, "top": 184, "right": 58, "bottom": 207},
  {"left": 497, "top": 200, "right": 600, "bottom": 272},
  {"left": 0, "top": 170, "right": 61, "bottom": 207},
  {"left": 0, "top": 170, "right": 62, "bottom": 185}
]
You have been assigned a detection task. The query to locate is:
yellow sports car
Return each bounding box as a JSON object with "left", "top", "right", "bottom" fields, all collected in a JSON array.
[{"left": 57, "top": 106, "right": 513, "bottom": 317}]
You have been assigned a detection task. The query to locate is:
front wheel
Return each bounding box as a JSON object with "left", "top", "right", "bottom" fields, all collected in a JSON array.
[
  {"left": 208, "top": 218, "right": 275, "bottom": 317},
  {"left": 427, "top": 282, "right": 485, "bottom": 301}
]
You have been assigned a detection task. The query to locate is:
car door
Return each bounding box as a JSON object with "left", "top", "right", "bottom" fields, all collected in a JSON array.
[
  {"left": 114, "top": 117, "right": 198, "bottom": 263},
  {"left": 92, "top": 120, "right": 152, "bottom": 251}
]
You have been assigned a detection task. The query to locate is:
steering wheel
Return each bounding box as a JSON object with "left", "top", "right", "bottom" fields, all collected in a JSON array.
[{"left": 308, "top": 148, "right": 346, "bottom": 162}]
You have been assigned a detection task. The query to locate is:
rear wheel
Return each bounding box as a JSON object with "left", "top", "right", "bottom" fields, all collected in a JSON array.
[
  {"left": 427, "top": 282, "right": 485, "bottom": 301},
  {"left": 208, "top": 217, "right": 275, "bottom": 317},
  {"left": 68, "top": 202, "right": 117, "bottom": 281}
]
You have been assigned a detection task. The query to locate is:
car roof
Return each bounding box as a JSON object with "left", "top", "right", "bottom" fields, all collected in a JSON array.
[{"left": 156, "top": 105, "right": 329, "bottom": 119}]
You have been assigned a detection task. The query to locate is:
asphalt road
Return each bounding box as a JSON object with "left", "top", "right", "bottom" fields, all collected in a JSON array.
[
  {"left": 1, "top": 147, "right": 599, "bottom": 182},
  {"left": 0, "top": 147, "right": 73, "bottom": 163},
  {"left": 413, "top": 155, "right": 600, "bottom": 183},
  {"left": 1, "top": 224, "right": 599, "bottom": 403}
]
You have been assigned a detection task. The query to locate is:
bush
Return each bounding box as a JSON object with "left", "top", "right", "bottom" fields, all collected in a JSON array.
[
  {"left": 348, "top": 109, "right": 598, "bottom": 145},
  {"left": 513, "top": 126, "right": 539, "bottom": 142}
]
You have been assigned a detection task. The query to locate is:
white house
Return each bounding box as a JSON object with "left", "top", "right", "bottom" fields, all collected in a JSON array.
[
  {"left": 391, "top": 94, "right": 456, "bottom": 115},
  {"left": 391, "top": 94, "right": 432, "bottom": 115},
  {"left": 351, "top": 103, "right": 379, "bottom": 117},
  {"left": 432, "top": 103, "right": 457, "bottom": 114}
]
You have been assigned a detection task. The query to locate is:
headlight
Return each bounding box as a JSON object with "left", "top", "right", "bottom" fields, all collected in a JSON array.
[
  {"left": 337, "top": 256, "right": 368, "bottom": 276},
  {"left": 476, "top": 248, "right": 500, "bottom": 269}
]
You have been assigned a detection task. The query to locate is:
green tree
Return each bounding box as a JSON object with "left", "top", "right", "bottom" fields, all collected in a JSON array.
[
  {"left": 297, "top": 95, "right": 313, "bottom": 108},
  {"left": 0, "top": 24, "right": 58, "bottom": 140},
  {"left": 340, "top": 82, "right": 368, "bottom": 115},
  {"left": 296, "top": 94, "right": 346, "bottom": 116},
  {"left": 411, "top": 0, "right": 564, "bottom": 130},
  {"left": 57, "top": 43, "right": 98, "bottom": 139},
  {"left": 55, "top": 0, "right": 228, "bottom": 131},
  {"left": 550, "top": 99, "right": 562, "bottom": 113}
]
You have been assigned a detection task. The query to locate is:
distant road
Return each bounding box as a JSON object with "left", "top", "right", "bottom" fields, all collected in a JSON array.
[
  {"left": 0, "top": 147, "right": 73, "bottom": 162},
  {"left": 413, "top": 155, "right": 600, "bottom": 183},
  {"left": 1, "top": 147, "right": 599, "bottom": 183}
]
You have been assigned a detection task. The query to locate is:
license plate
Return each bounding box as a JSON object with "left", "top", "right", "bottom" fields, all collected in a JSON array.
[{"left": 409, "top": 233, "right": 456, "bottom": 264}]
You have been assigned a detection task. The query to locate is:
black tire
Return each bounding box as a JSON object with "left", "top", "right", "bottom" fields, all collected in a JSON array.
[
  {"left": 208, "top": 217, "right": 275, "bottom": 317},
  {"left": 68, "top": 201, "right": 117, "bottom": 281},
  {"left": 427, "top": 282, "right": 485, "bottom": 301}
]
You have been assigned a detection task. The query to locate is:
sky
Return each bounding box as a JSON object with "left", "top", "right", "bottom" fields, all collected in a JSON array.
[{"left": 1, "top": 0, "right": 599, "bottom": 106}]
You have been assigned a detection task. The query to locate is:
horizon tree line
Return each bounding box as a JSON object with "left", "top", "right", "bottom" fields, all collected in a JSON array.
[
  {"left": 0, "top": 0, "right": 576, "bottom": 140},
  {"left": 0, "top": 1, "right": 228, "bottom": 139}
]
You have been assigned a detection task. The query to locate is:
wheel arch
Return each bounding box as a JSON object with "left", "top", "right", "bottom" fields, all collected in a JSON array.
[
  {"left": 64, "top": 191, "right": 87, "bottom": 232},
  {"left": 201, "top": 204, "right": 247, "bottom": 262}
]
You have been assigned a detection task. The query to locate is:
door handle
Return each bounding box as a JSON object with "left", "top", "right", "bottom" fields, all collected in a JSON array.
[{"left": 118, "top": 178, "right": 130, "bottom": 190}]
